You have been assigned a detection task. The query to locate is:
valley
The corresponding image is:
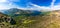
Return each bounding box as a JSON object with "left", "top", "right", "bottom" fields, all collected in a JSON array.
[{"left": 0, "top": 8, "right": 60, "bottom": 28}]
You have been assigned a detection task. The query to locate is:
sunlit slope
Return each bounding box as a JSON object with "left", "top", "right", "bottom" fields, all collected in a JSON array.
[{"left": 31, "top": 10, "right": 60, "bottom": 28}]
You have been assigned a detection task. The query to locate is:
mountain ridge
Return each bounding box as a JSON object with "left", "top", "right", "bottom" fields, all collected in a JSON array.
[{"left": 1, "top": 8, "right": 41, "bottom": 17}]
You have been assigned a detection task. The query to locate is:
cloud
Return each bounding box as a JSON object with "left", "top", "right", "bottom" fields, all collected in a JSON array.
[
  {"left": 25, "top": 2, "right": 52, "bottom": 11},
  {"left": 8, "top": 0, "right": 20, "bottom": 2},
  {"left": 0, "top": 3, "right": 24, "bottom": 10},
  {"left": 25, "top": 2, "right": 60, "bottom": 11},
  {"left": 0, "top": 0, "right": 60, "bottom": 11},
  {"left": 53, "top": 4, "right": 60, "bottom": 10},
  {"left": 0, "top": 0, "right": 22, "bottom": 10},
  {"left": 0, "top": 0, "right": 7, "bottom": 2},
  {"left": 51, "top": 0, "right": 56, "bottom": 9}
]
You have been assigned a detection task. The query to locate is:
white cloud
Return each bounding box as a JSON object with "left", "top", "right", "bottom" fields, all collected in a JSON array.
[
  {"left": 0, "top": 3, "right": 26, "bottom": 10},
  {"left": 8, "top": 0, "right": 20, "bottom": 2},
  {"left": 0, "top": 0, "right": 22, "bottom": 10},
  {"left": 25, "top": 2, "right": 60, "bottom": 11},
  {"left": 0, "top": 0, "right": 60, "bottom": 12},
  {"left": 53, "top": 4, "right": 60, "bottom": 10},
  {"left": 25, "top": 3, "right": 52, "bottom": 11},
  {"left": 0, "top": 0, "right": 7, "bottom": 2},
  {"left": 51, "top": 0, "right": 56, "bottom": 9}
]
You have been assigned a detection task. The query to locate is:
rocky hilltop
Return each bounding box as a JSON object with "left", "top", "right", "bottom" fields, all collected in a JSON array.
[{"left": 0, "top": 12, "right": 16, "bottom": 28}]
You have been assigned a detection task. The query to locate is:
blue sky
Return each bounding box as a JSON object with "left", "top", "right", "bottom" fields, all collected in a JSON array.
[{"left": 0, "top": 0, "right": 60, "bottom": 11}]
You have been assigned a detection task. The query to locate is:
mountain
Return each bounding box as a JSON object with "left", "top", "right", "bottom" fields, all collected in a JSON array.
[
  {"left": 2, "top": 8, "right": 41, "bottom": 17},
  {"left": 1, "top": 8, "right": 60, "bottom": 28}
]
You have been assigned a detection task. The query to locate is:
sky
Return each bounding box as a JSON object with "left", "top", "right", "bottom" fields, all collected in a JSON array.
[{"left": 0, "top": 0, "right": 60, "bottom": 11}]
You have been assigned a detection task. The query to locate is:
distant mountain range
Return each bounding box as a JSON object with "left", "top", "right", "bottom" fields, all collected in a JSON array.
[
  {"left": 0, "top": 8, "right": 60, "bottom": 28},
  {"left": 1, "top": 8, "right": 41, "bottom": 17}
]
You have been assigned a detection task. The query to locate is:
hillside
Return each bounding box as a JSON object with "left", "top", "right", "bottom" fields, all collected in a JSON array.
[
  {"left": 0, "top": 12, "right": 16, "bottom": 28},
  {"left": 1, "top": 8, "right": 60, "bottom": 28},
  {"left": 31, "top": 10, "right": 60, "bottom": 28}
]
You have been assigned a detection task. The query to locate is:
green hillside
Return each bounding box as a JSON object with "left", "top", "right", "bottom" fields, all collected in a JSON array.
[
  {"left": 0, "top": 9, "right": 51, "bottom": 28},
  {"left": 1, "top": 9, "right": 60, "bottom": 28}
]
